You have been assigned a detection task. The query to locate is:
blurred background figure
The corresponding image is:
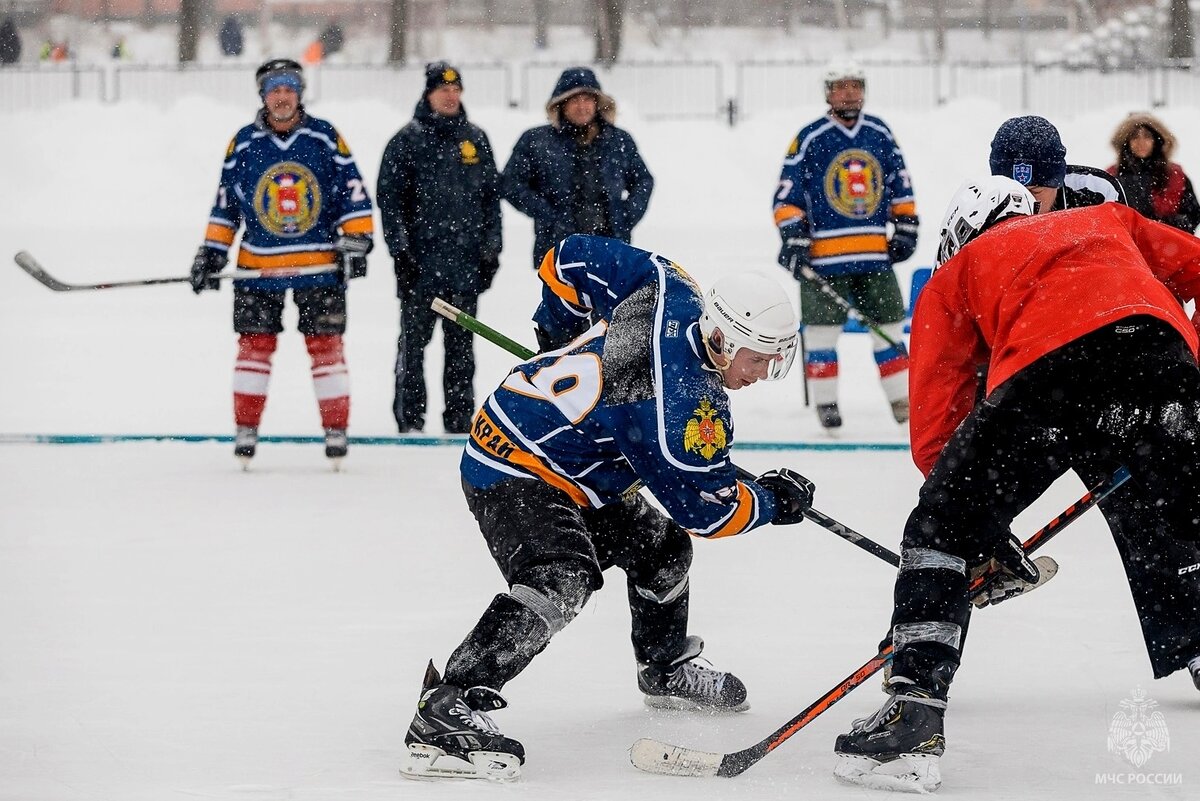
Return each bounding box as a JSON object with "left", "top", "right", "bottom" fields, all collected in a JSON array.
[
  {"left": 219, "top": 14, "right": 244, "bottom": 58},
  {"left": 1109, "top": 112, "right": 1200, "bottom": 233},
  {"left": 0, "top": 12, "right": 20, "bottom": 65}
]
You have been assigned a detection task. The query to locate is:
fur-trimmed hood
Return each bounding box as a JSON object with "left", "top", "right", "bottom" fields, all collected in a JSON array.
[
  {"left": 1111, "top": 112, "right": 1176, "bottom": 160},
  {"left": 545, "top": 66, "right": 617, "bottom": 127}
]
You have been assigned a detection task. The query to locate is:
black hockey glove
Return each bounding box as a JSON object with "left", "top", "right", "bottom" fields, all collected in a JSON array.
[
  {"left": 394, "top": 251, "right": 419, "bottom": 297},
  {"left": 887, "top": 214, "right": 919, "bottom": 263},
  {"left": 334, "top": 235, "right": 371, "bottom": 284},
  {"left": 756, "top": 468, "right": 816, "bottom": 526},
  {"left": 776, "top": 220, "right": 812, "bottom": 278},
  {"left": 480, "top": 252, "right": 501, "bottom": 292},
  {"left": 190, "top": 246, "right": 226, "bottom": 294},
  {"left": 969, "top": 533, "right": 1058, "bottom": 608}
]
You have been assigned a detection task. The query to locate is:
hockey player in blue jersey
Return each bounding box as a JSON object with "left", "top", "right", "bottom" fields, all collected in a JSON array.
[
  {"left": 190, "top": 59, "right": 375, "bottom": 466},
  {"left": 773, "top": 60, "right": 918, "bottom": 429},
  {"left": 400, "top": 235, "right": 818, "bottom": 780}
]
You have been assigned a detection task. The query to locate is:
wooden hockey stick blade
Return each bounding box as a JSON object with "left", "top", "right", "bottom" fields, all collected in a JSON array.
[{"left": 630, "top": 648, "right": 893, "bottom": 778}]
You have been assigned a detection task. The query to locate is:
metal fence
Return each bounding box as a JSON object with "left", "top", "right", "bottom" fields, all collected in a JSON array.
[
  {"left": 521, "top": 60, "right": 724, "bottom": 120},
  {"left": 0, "top": 64, "right": 105, "bottom": 113},
  {"left": 3, "top": 59, "right": 1200, "bottom": 119}
]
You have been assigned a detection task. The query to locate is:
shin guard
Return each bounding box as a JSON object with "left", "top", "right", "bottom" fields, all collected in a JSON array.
[
  {"left": 305, "top": 334, "right": 349, "bottom": 429},
  {"left": 233, "top": 333, "right": 277, "bottom": 426}
]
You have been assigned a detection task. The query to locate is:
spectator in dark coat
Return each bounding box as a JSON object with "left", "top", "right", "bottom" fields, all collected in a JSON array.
[
  {"left": 0, "top": 16, "right": 21, "bottom": 65},
  {"left": 219, "top": 15, "right": 244, "bottom": 57},
  {"left": 1108, "top": 112, "right": 1200, "bottom": 233},
  {"left": 503, "top": 66, "right": 654, "bottom": 267},
  {"left": 377, "top": 62, "right": 503, "bottom": 434}
]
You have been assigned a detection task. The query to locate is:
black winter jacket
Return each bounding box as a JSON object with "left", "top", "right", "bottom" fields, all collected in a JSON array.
[
  {"left": 377, "top": 99, "right": 502, "bottom": 296},
  {"left": 502, "top": 120, "right": 653, "bottom": 266}
]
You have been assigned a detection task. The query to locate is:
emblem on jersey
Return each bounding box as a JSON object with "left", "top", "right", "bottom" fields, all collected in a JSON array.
[
  {"left": 460, "top": 140, "right": 479, "bottom": 165},
  {"left": 786, "top": 137, "right": 799, "bottom": 157},
  {"left": 336, "top": 134, "right": 352, "bottom": 157},
  {"left": 824, "top": 148, "right": 884, "bottom": 219},
  {"left": 225, "top": 137, "right": 237, "bottom": 158},
  {"left": 683, "top": 398, "right": 728, "bottom": 461},
  {"left": 1011, "top": 162, "right": 1033, "bottom": 185},
  {"left": 253, "top": 161, "right": 322, "bottom": 237}
]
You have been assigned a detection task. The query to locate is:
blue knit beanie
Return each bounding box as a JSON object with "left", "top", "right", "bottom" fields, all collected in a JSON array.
[{"left": 989, "top": 116, "right": 1067, "bottom": 188}]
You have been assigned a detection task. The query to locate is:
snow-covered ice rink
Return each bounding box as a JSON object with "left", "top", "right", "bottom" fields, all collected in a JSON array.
[{"left": 3, "top": 72, "right": 1198, "bottom": 799}]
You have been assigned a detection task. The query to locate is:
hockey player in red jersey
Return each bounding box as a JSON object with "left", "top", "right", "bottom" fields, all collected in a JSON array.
[{"left": 833, "top": 176, "right": 1200, "bottom": 793}]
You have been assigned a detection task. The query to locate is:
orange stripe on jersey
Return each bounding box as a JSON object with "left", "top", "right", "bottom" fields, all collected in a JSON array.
[
  {"left": 701, "top": 481, "right": 756, "bottom": 539},
  {"left": 470, "top": 407, "right": 590, "bottom": 506},
  {"left": 340, "top": 216, "right": 374, "bottom": 235},
  {"left": 891, "top": 201, "right": 917, "bottom": 217},
  {"left": 236, "top": 250, "right": 337, "bottom": 269},
  {"left": 205, "top": 223, "right": 236, "bottom": 246},
  {"left": 810, "top": 234, "right": 888, "bottom": 258},
  {"left": 773, "top": 204, "right": 805, "bottom": 227},
  {"left": 537, "top": 247, "right": 582, "bottom": 307}
]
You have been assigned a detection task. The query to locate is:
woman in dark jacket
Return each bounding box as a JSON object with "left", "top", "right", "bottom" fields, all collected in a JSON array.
[
  {"left": 1108, "top": 112, "right": 1200, "bottom": 233},
  {"left": 503, "top": 67, "right": 654, "bottom": 267}
]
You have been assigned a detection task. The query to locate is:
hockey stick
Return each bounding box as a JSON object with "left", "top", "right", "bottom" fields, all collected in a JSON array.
[
  {"left": 432, "top": 295, "right": 906, "bottom": 565},
  {"left": 630, "top": 465, "right": 1132, "bottom": 778},
  {"left": 792, "top": 256, "right": 907, "bottom": 353},
  {"left": 14, "top": 250, "right": 339, "bottom": 292}
]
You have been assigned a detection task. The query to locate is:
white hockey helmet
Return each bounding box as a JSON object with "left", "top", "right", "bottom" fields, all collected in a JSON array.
[
  {"left": 823, "top": 59, "right": 867, "bottom": 93},
  {"left": 936, "top": 176, "right": 1036, "bottom": 267},
  {"left": 700, "top": 273, "right": 799, "bottom": 381}
]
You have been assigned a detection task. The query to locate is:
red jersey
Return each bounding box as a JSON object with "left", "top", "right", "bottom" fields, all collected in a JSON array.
[{"left": 909, "top": 202, "right": 1200, "bottom": 476}]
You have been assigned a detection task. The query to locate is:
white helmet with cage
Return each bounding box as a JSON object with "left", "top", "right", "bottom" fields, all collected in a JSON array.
[
  {"left": 936, "top": 175, "right": 1036, "bottom": 267},
  {"left": 823, "top": 59, "right": 867, "bottom": 94},
  {"left": 700, "top": 273, "right": 799, "bottom": 381}
]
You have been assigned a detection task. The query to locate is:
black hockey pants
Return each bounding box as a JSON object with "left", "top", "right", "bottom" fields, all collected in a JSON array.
[
  {"left": 891, "top": 317, "right": 1200, "bottom": 687},
  {"left": 444, "top": 477, "right": 693, "bottom": 690}
]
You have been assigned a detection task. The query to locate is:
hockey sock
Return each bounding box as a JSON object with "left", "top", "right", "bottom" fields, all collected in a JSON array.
[
  {"left": 871, "top": 323, "right": 909, "bottom": 403},
  {"left": 804, "top": 324, "right": 840, "bottom": 407},
  {"left": 233, "top": 333, "right": 277, "bottom": 426},
  {"left": 305, "top": 334, "right": 349, "bottom": 429}
]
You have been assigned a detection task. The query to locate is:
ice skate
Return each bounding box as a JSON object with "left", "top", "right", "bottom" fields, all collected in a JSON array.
[
  {"left": 323, "top": 427, "right": 347, "bottom": 470},
  {"left": 1189, "top": 655, "right": 1200, "bottom": 691},
  {"left": 834, "top": 676, "right": 947, "bottom": 794},
  {"left": 234, "top": 425, "right": 258, "bottom": 470},
  {"left": 816, "top": 402, "right": 843, "bottom": 429},
  {"left": 890, "top": 397, "right": 910, "bottom": 424},
  {"left": 638, "top": 635, "right": 749, "bottom": 712},
  {"left": 400, "top": 661, "right": 525, "bottom": 781}
]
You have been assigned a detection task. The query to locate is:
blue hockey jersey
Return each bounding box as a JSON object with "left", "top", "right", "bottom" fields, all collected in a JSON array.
[
  {"left": 773, "top": 113, "right": 916, "bottom": 276},
  {"left": 461, "top": 235, "right": 779, "bottom": 538},
  {"left": 203, "top": 110, "right": 374, "bottom": 290}
]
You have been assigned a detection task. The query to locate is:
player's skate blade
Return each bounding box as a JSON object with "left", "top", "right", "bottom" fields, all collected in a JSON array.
[
  {"left": 399, "top": 742, "right": 521, "bottom": 781},
  {"left": 834, "top": 752, "right": 941, "bottom": 794}
]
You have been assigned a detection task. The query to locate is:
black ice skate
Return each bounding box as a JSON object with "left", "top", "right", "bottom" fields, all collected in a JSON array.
[
  {"left": 637, "top": 635, "right": 749, "bottom": 712},
  {"left": 834, "top": 676, "right": 947, "bottom": 793},
  {"left": 1189, "top": 655, "right": 1200, "bottom": 691},
  {"left": 400, "top": 661, "right": 525, "bottom": 781},
  {"left": 817, "top": 402, "right": 843, "bottom": 429},
  {"left": 891, "top": 398, "right": 910, "bottom": 424},
  {"left": 234, "top": 425, "right": 257, "bottom": 468},
  {"left": 323, "top": 427, "right": 348, "bottom": 469}
]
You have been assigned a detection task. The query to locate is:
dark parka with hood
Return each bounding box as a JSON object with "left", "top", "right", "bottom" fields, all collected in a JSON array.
[{"left": 502, "top": 67, "right": 655, "bottom": 266}]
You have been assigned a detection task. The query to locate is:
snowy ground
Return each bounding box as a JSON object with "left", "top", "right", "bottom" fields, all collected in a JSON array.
[{"left": 2, "top": 60, "right": 1199, "bottom": 799}]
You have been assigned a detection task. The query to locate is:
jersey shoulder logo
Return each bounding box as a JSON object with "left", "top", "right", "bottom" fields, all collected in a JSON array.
[
  {"left": 824, "top": 148, "right": 884, "bottom": 219},
  {"left": 786, "top": 136, "right": 799, "bottom": 157},
  {"left": 335, "top": 133, "right": 351, "bottom": 157},
  {"left": 683, "top": 398, "right": 728, "bottom": 461},
  {"left": 253, "top": 161, "right": 322, "bottom": 237},
  {"left": 460, "top": 140, "right": 480, "bottom": 165}
]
